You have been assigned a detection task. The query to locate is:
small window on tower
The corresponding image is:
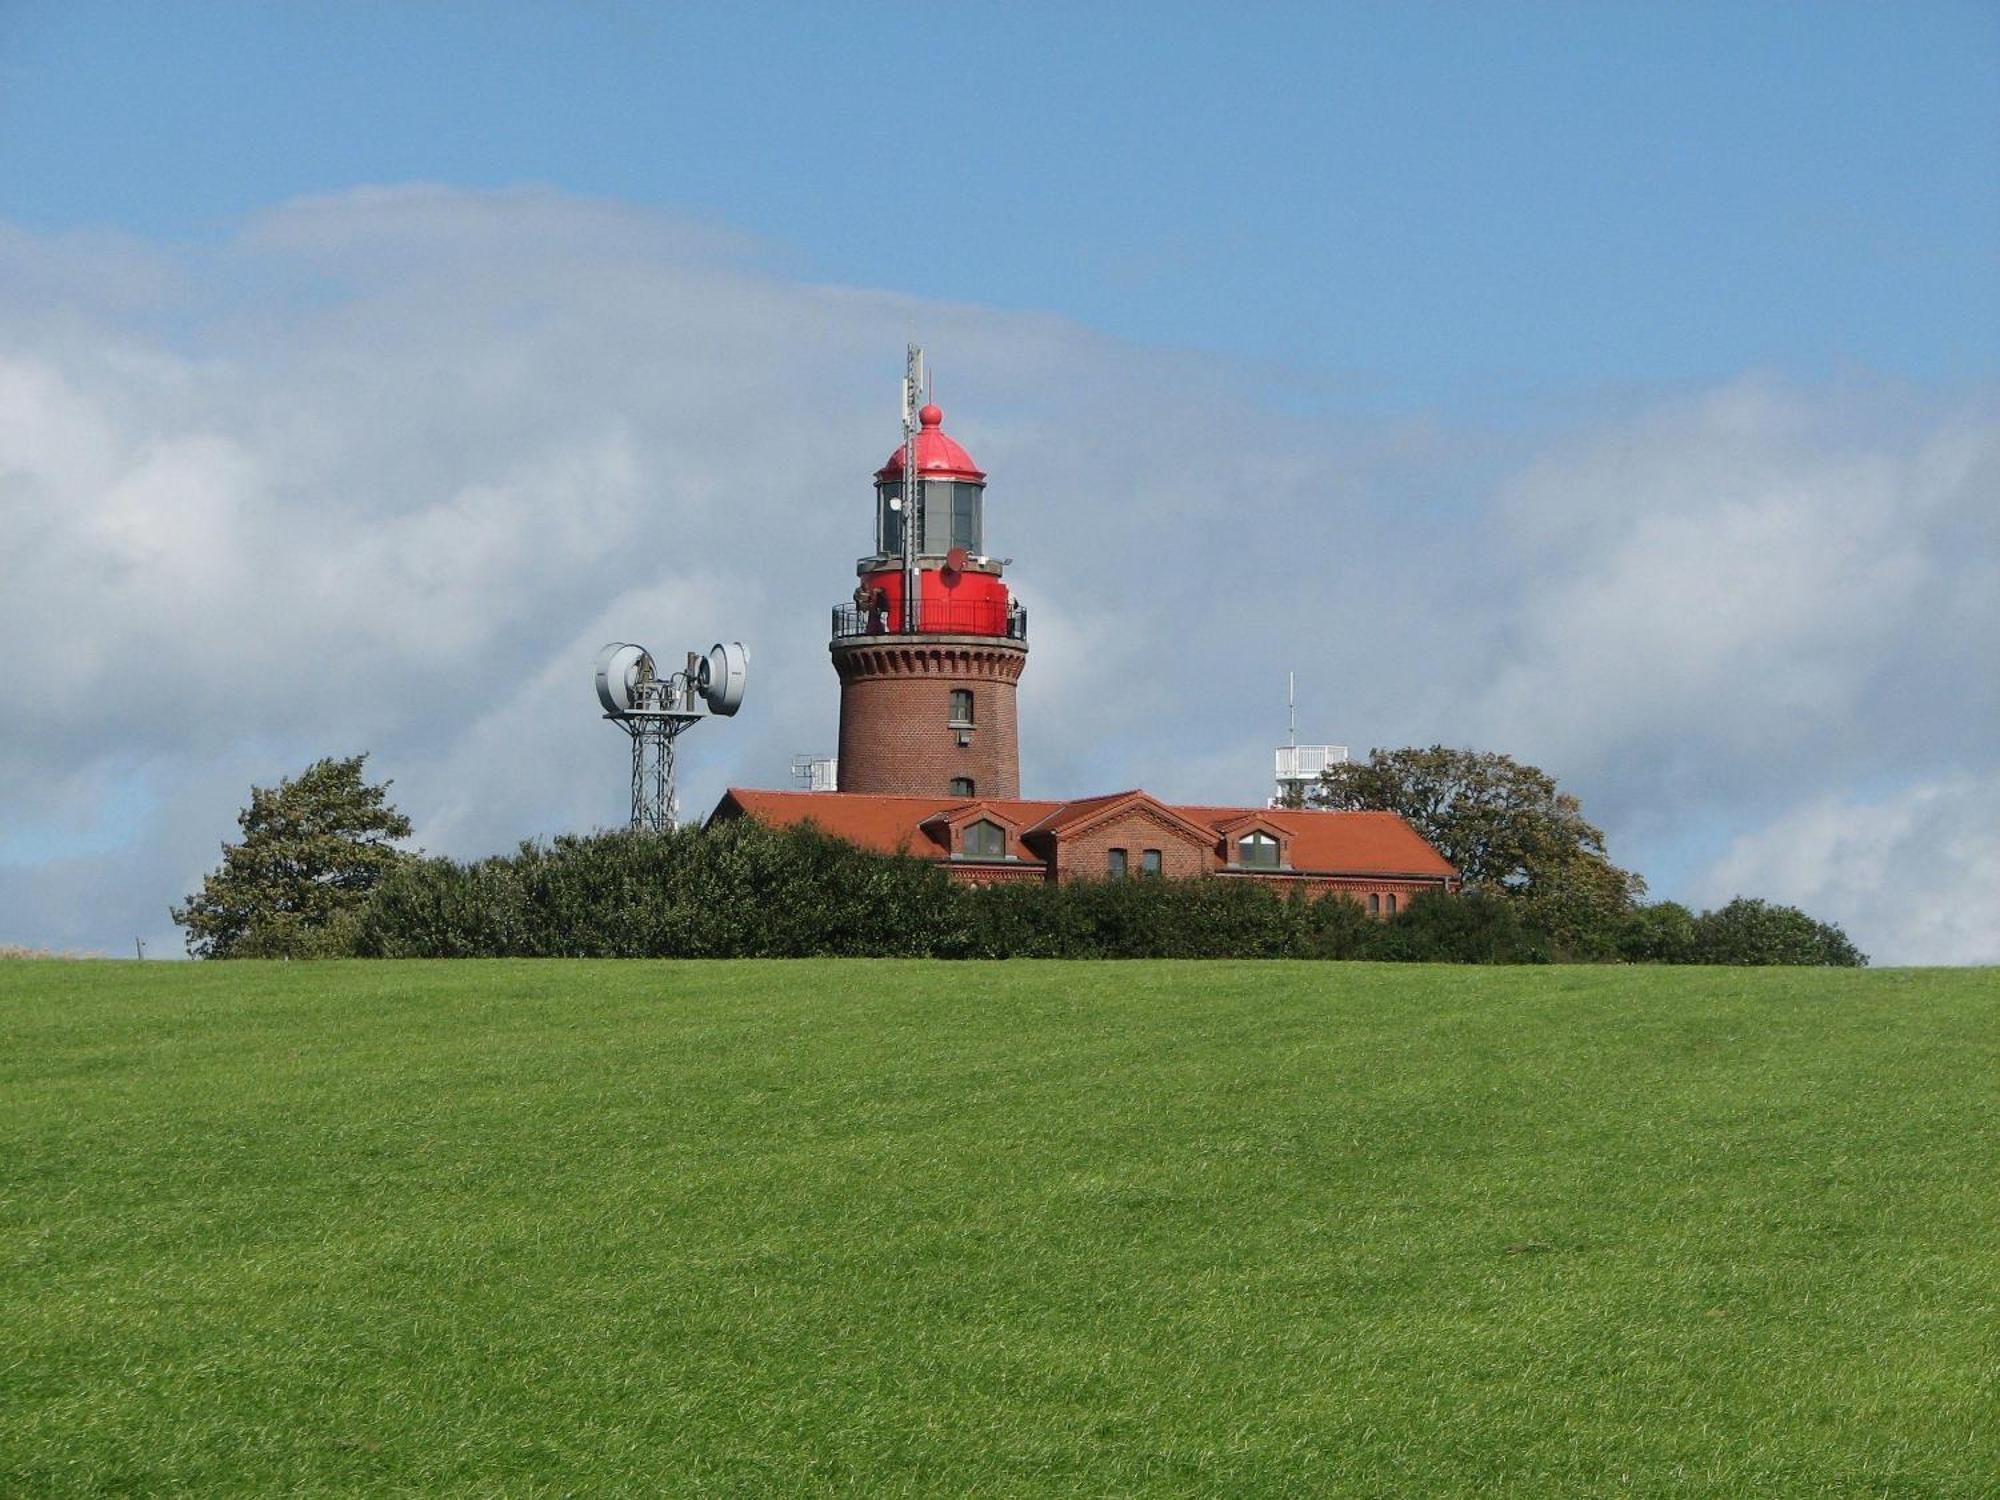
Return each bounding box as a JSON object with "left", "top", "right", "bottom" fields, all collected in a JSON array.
[
  {"left": 1107, "top": 848, "right": 1128, "bottom": 879},
  {"left": 879, "top": 482, "right": 904, "bottom": 556},
  {"left": 1238, "top": 831, "right": 1279, "bottom": 869},
  {"left": 949, "top": 689, "right": 974, "bottom": 726},
  {"left": 964, "top": 820, "right": 1006, "bottom": 857},
  {"left": 950, "top": 777, "right": 974, "bottom": 798}
]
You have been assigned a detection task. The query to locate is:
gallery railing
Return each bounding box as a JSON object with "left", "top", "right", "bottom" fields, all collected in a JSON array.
[{"left": 830, "top": 600, "right": 1028, "bottom": 641}]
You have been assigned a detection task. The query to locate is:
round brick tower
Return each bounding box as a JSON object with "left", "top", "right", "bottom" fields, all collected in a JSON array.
[{"left": 830, "top": 396, "right": 1028, "bottom": 798}]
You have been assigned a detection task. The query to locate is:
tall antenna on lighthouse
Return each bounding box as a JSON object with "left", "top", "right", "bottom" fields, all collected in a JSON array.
[{"left": 901, "top": 344, "right": 926, "bottom": 634}]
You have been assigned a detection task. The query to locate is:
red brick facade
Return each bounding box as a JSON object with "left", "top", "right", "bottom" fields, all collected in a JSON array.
[
  {"left": 832, "top": 636, "right": 1027, "bottom": 799},
  {"left": 1051, "top": 805, "right": 1214, "bottom": 884}
]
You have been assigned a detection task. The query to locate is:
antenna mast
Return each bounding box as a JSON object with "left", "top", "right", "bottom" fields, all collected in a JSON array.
[
  {"left": 594, "top": 640, "right": 749, "bottom": 831},
  {"left": 1270, "top": 672, "right": 1347, "bottom": 807},
  {"left": 901, "top": 344, "right": 926, "bottom": 634}
]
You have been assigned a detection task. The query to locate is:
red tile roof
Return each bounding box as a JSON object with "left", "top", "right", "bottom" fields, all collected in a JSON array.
[
  {"left": 1176, "top": 804, "right": 1456, "bottom": 877},
  {"left": 712, "top": 788, "right": 1455, "bottom": 878}
]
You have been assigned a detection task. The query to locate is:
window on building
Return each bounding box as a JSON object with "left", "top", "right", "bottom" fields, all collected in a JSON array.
[
  {"left": 949, "top": 689, "right": 974, "bottom": 726},
  {"left": 949, "top": 776, "right": 974, "bottom": 798},
  {"left": 1385, "top": 893, "right": 1398, "bottom": 916},
  {"left": 1142, "top": 848, "right": 1163, "bottom": 876},
  {"left": 964, "top": 819, "right": 1006, "bottom": 857},
  {"left": 1368, "top": 893, "right": 1381, "bottom": 915},
  {"left": 1107, "top": 847, "right": 1128, "bottom": 879},
  {"left": 1238, "top": 831, "right": 1279, "bottom": 868}
]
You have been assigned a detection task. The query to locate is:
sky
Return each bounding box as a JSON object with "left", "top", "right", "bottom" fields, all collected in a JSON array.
[{"left": 1, "top": 1, "right": 1996, "bottom": 963}]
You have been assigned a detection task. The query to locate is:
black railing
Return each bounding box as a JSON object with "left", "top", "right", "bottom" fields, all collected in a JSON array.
[{"left": 831, "top": 600, "right": 1028, "bottom": 641}]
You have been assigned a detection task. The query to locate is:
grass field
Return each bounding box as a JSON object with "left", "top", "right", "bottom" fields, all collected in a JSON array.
[{"left": 2, "top": 960, "right": 1994, "bottom": 1496}]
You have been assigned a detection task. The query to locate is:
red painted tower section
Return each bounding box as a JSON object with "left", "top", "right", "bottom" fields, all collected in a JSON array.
[{"left": 831, "top": 401, "right": 1029, "bottom": 798}]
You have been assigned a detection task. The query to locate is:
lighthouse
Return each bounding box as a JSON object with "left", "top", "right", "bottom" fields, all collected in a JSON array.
[
  {"left": 716, "top": 353, "right": 1455, "bottom": 902},
  {"left": 829, "top": 350, "right": 1029, "bottom": 798}
]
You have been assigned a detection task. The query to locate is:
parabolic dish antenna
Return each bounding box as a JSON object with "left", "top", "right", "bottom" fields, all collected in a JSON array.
[
  {"left": 592, "top": 633, "right": 749, "bottom": 833},
  {"left": 698, "top": 641, "right": 748, "bottom": 716},
  {"left": 593, "top": 642, "right": 654, "bottom": 715}
]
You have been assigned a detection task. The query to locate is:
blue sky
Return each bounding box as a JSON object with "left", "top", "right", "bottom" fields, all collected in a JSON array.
[
  {"left": 2, "top": 2, "right": 1996, "bottom": 962},
  {"left": 5, "top": 2, "right": 1994, "bottom": 404}
]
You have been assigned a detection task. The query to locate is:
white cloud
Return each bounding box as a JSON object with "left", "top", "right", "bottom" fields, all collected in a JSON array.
[
  {"left": 1693, "top": 774, "right": 2000, "bottom": 966},
  {"left": 0, "top": 185, "right": 1993, "bottom": 961},
  {"left": 1456, "top": 380, "right": 2000, "bottom": 846}
]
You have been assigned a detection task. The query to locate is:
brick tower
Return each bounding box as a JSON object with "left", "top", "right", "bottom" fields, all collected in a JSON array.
[{"left": 830, "top": 354, "right": 1028, "bottom": 798}]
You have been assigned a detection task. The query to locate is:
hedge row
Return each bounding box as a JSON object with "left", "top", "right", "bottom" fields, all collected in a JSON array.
[
  {"left": 349, "top": 821, "right": 1861, "bottom": 964},
  {"left": 351, "top": 821, "right": 1547, "bottom": 962}
]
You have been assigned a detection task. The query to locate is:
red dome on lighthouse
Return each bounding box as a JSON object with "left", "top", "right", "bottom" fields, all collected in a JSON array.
[{"left": 874, "top": 403, "right": 986, "bottom": 482}]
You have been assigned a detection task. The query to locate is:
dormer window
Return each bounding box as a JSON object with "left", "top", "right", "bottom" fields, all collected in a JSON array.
[
  {"left": 964, "top": 819, "right": 1006, "bottom": 857},
  {"left": 1237, "top": 831, "right": 1279, "bottom": 869}
]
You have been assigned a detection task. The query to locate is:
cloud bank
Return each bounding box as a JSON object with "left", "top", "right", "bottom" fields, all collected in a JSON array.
[{"left": 2, "top": 186, "right": 1993, "bottom": 963}]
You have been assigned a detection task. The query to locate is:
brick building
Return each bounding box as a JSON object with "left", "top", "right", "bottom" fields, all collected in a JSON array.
[
  {"left": 712, "top": 787, "right": 1456, "bottom": 908},
  {"left": 707, "top": 357, "right": 1456, "bottom": 907}
]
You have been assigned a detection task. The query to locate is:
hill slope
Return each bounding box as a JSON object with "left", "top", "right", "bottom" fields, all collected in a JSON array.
[{"left": 2, "top": 961, "right": 1994, "bottom": 1495}]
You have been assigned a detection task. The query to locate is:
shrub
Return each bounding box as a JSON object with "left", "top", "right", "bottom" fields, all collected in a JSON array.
[
  {"left": 1367, "top": 888, "right": 1551, "bottom": 965},
  {"left": 1691, "top": 898, "right": 1867, "bottom": 968},
  {"left": 354, "top": 821, "right": 965, "bottom": 959},
  {"left": 1617, "top": 901, "right": 1700, "bottom": 964}
]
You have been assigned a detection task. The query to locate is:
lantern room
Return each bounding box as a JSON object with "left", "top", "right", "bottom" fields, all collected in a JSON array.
[
  {"left": 871, "top": 403, "right": 986, "bottom": 562},
  {"left": 840, "top": 401, "right": 1022, "bottom": 641}
]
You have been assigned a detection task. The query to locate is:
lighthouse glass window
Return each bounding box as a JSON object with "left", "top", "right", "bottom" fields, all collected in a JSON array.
[
  {"left": 948, "top": 482, "right": 981, "bottom": 552},
  {"left": 878, "top": 483, "right": 905, "bottom": 556}
]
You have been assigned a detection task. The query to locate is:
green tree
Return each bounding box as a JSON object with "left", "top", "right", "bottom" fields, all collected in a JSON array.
[
  {"left": 172, "top": 754, "right": 413, "bottom": 958},
  {"left": 1311, "top": 745, "right": 1645, "bottom": 956}
]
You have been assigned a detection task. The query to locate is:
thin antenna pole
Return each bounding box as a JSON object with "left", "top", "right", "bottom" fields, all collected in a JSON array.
[
  {"left": 901, "top": 344, "right": 924, "bottom": 634},
  {"left": 1288, "top": 671, "right": 1297, "bottom": 749}
]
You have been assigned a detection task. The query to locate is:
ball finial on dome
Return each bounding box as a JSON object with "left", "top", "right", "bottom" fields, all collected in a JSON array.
[{"left": 918, "top": 403, "right": 943, "bottom": 428}]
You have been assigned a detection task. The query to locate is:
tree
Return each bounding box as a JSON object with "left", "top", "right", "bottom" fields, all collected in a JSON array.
[
  {"left": 1692, "top": 898, "right": 1866, "bottom": 968},
  {"left": 1311, "top": 746, "right": 1645, "bottom": 956},
  {"left": 172, "top": 755, "right": 413, "bottom": 958}
]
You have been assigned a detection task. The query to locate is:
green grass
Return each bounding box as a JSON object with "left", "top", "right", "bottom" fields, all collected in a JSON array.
[{"left": 2, "top": 961, "right": 1994, "bottom": 1496}]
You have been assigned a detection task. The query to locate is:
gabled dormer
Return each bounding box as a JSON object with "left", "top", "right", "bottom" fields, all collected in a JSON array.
[
  {"left": 1025, "top": 790, "right": 1223, "bottom": 882},
  {"left": 1213, "top": 811, "right": 1292, "bottom": 871},
  {"left": 921, "top": 800, "right": 1033, "bottom": 863}
]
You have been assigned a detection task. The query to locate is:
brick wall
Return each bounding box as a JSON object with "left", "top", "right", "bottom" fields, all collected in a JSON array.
[
  {"left": 833, "top": 637, "right": 1027, "bottom": 798},
  {"left": 1054, "top": 808, "right": 1213, "bottom": 884}
]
